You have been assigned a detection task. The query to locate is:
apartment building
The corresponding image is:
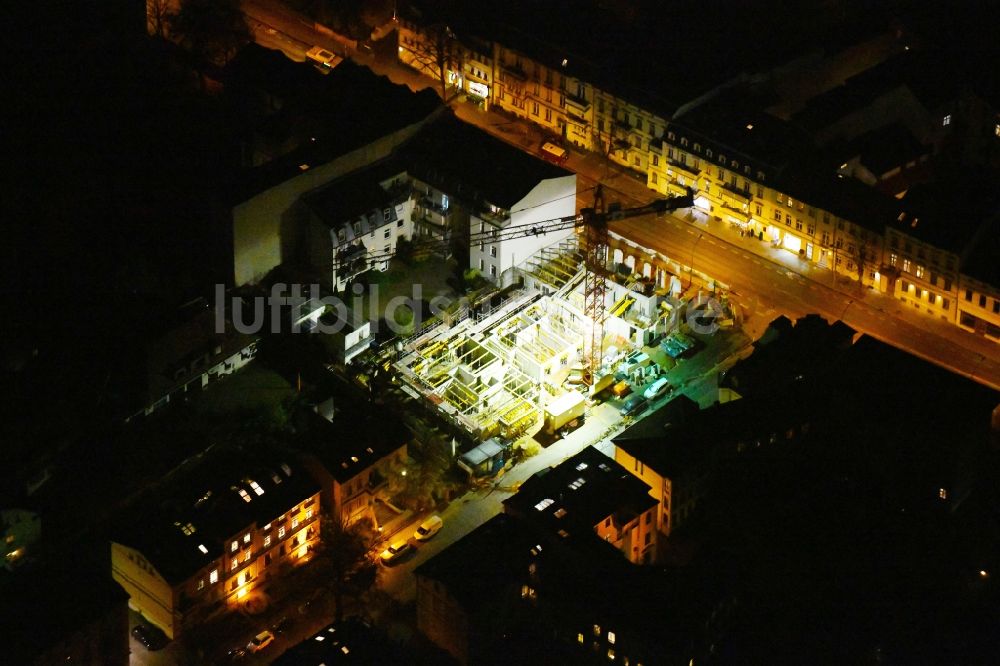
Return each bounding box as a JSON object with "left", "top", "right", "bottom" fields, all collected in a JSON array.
[
  {"left": 396, "top": 5, "right": 1000, "bottom": 340},
  {"left": 304, "top": 159, "right": 415, "bottom": 291},
  {"left": 111, "top": 453, "right": 321, "bottom": 639},
  {"left": 503, "top": 446, "right": 658, "bottom": 564},
  {"left": 415, "top": 512, "right": 695, "bottom": 665},
  {"left": 611, "top": 396, "right": 704, "bottom": 538},
  {"left": 399, "top": 115, "right": 577, "bottom": 286},
  {"left": 297, "top": 397, "right": 409, "bottom": 527}
]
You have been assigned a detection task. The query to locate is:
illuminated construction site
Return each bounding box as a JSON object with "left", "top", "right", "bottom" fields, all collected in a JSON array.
[{"left": 395, "top": 283, "right": 592, "bottom": 442}]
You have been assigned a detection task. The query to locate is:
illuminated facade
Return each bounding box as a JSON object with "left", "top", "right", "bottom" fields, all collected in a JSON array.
[
  {"left": 297, "top": 404, "right": 409, "bottom": 527},
  {"left": 396, "top": 15, "right": 1000, "bottom": 341},
  {"left": 111, "top": 457, "right": 320, "bottom": 639}
]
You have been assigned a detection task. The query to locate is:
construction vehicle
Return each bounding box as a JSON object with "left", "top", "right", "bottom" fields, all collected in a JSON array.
[{"left": 543, "top": 391, "right": 586, "bottom": 436}]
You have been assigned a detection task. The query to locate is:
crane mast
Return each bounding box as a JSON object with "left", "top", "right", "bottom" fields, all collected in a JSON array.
[{"left": 580, "top": 186, "right": 695, "bottom": 385}]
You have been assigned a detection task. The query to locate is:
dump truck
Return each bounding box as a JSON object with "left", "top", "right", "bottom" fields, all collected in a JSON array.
[{"left": 543, "top": 391, "right": 586, "bottom": 436}]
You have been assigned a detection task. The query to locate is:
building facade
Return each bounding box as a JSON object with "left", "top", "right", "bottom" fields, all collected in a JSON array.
[
  {"left": 111, "top": 457, "right": 321, "bottom": 639},
  {"left": 395, "top": 14, "right": 1000, "bottom": 340}
]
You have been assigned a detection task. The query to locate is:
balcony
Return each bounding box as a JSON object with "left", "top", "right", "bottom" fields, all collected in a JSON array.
[
  {"left": 720, "top": 181, "right": 751, "bottom": 203},
  {"left": 501, "top": 61, "right": 527, "bottom": 81},
  {"left": 565, "top": 90, "right": 591, "bottom": 114},
  {"left": 667, "top": 158, "right": 700, "bottom": 179}
]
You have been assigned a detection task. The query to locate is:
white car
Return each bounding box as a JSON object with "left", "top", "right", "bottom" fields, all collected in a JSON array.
[
  {"left": 643, "top": 377, "right": 672, "bottom": 400},
  {"left": 414, "top": 515, "right": 443, "bottom": 541},
  {"left": 379, "top": 540, "right": 412, "bottom": 564},
  {"left": 247, "top": 630, "right": 275, "bottom": 653}
]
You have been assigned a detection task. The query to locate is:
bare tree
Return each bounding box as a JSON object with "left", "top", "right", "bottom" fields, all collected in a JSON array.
[
  {"left": 402, "top": 21, "right": 459, "bottom": 101},
  {"left": 169, "top": 0, "right": 251, "bottom": 71},
  {"left": 147, "top": 0, "right": 175, "bottom": 39},
  {"left": 848, "top": 232, "right": 879, "bottom": 292},
  {"left": 314, "top": 515, "right": 379, "bottom": 622}
]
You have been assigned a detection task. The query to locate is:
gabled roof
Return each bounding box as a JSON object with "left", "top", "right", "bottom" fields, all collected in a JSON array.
[
  {"left": 414, "top": 513, "right": 537, "bottom": 610},
  {"left": 672, "top": 90, "right": 814, "bottom": 173},
  {"left": 227, "top": 60, "right": 442, "bottom": 205},
  {"left": 296, "top": 389, "right": 409, "bottom": 484},
  {"left": 301, "top": 157, "right": 409, "bottom": 230},
  {"left": 114, "top": 448, "right": 318, "bottom": 585},
  {"left": 398, "top": 113, "right": 572, "bottom": 210},
  {"left": 502, "top": 446, "right": 656, "bottom": 534}
]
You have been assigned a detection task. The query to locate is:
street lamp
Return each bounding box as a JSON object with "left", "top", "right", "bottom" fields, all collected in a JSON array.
[{"left": 687, "top": 233, "right": 703, "bottom": 289}]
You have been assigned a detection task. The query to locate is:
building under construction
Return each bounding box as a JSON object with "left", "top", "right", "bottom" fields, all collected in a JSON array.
[{"left": 394, "top": 275, "right": 591, "bottom": 443}]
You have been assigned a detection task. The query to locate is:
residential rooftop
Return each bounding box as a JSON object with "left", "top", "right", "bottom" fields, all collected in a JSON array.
[
  {"left": 227, "top": 59, "right": 441, "bottom": 205},
  {"left": 296, "top": 387, "right": 409, "bottom": 484},
  {"left": 670, "top": 89, "right": 816, "bottom": 174},
  {"left": 890, "top": 175, "right": 1000, "bottom": 255},
  {"left": 836, "top": 123, "right": 929, "bottom": 178},
  {"left": 114, "top": 448, "right": 318, "bottom": 585},
  {"left": 301, "top": 157, "right": 410, "bottom": 231},
  {"left": 413, "top": 512, "right": 538, "bottom": 611},
  {"left": 271, "top": 618, "right": 401, "bottom": 664},
  {"left": 502, "top": 446, "right": 656, "bottom": 537},
  {"left": 398, "top": 113, "right": 572, "bottom": 211}
]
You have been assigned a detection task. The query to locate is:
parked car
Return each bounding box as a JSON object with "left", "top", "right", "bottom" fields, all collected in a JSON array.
[
  {"left": 643, "top": 377, "right": 672, "bottom": 400},
  {"left": 380, "top": 540, "right": 413, "bottom": 564},
  {"left": 414, "top": 515, "right": 443, "bottom": 541},
  {"left": 131, "top": 623, "right": 168, "bottom": 651},
  {"left": 247, "top": 630, "right": 275, "bottom": 653},
  {"left": 305, "top": 46, "right": 338, "bottom": 72},
  {"left": 224, "top": 647, "right": 247, "bottom": 661},
  {"left": 620, "top": 394, "right": 648, "bottom": 416},
  {"left": 539, "top": 141, "right": 569, "bottom": 165},
  {"left": 661, "top": 331, "right": 699, "bottom": 359}
]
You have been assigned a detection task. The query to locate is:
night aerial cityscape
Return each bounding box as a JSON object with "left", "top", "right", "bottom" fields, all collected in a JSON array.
[{"left": 5, "top": 0, "right": 1000, "bottom": 663}]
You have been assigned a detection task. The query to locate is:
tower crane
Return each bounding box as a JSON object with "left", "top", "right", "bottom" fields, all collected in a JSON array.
[
  {"left": 332, "top": 186, "right": 695, "bottom": 382},
  {"left": 579, "top": 185, "right": 694, "bottom": 384}
]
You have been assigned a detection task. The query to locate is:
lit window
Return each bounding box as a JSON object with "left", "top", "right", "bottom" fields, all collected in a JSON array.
[
  {"left": 209, "top": 569, "right": 218, "bottom": 584},
  {"left": 243, "top": 550, "right": 251, "bottom": 563},
  {"left": 198, "top": 544, "right": 208, "bottom": 554},
  {"left": 306, "top": 509, "right": 314, "bottom": 519},
  {"left": 263, "top": 523, "right": 271, "bottom": 530},
  {"left": 939, "top": 488, "right": 948, "bottom": 500},
  {"left": 942, "top": 114, "right": 951, "bottom": 126},
  {"left": 915, "top": 265, "right": 924, "bottom": 278},
  {"left": 594, "top": 624, "right": 601, "bottom": 636},
  {"left": 554, "top": 508, "right": 567, "bottom": 518},
  {"left": 278, "top": 526, "right": 286, "bottom": 539},
  {"left": 264, "top": 535, "right": 271, "bottom": 547},
  {"left": 292, "top": 518, "right": 299, "bottom": 529},
  {"left": 608, "top": 648, "right": 616, "bottom": 660},
  {"left": 578, "top": 633, "right": 585, "bottom": 644},
  {"left": 568, "top": 477, "right": 586, "bottom": 490},
  {"left": 576, "top": 462, "right": 588, "bottom": 471},
  {"left": 231, "top": 558, "right": 238, "bottom": 570},
  {"left": 243, "top": 533, "right": 251, "bottom": 544},
  {"left": 231, "top": 541, "right": 238, "bottom": 552},
  {"left": 197, "top": 579, "right": 205, "bottom": 590},
  {"left": 238, "top": 489, "right": 251, "bottom": 503},
  {"left": 250, "top": 481, "right": 265, "bottom": 496},
  {"left": 534, "top": 498, "right": 555, "bottom": 511}
]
